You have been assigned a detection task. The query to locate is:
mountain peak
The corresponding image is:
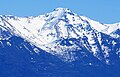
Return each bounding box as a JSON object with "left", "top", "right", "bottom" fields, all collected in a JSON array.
[{"left": 0, "top": 8, "right": 120, "bottom": 64}]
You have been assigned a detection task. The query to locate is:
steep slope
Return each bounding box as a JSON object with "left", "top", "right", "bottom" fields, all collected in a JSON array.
[
  {"left": 0, "top": 36, "right": 120, "bottom": 77},
  {"left": 0, "top": 8, "right": 120, "bottom": 65},
  {"left": 0, "top": 36, "right": 66, "bottom": 77},
  {"left": 80, "top": 16, "right": 120, "bottom": 36}
]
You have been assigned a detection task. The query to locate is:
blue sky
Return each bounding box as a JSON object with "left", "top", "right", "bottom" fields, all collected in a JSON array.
[{"left": 0, "top": 0, "right": 120, "bottom": 24}]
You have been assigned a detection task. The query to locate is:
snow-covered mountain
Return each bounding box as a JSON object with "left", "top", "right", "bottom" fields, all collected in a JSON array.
[{"left": 0, "top": 8, "right": 120, "bottom": 65}]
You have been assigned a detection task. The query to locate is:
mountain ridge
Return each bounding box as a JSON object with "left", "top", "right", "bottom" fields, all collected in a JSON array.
[{"left": 0, "top": 8, "right": 120, "bottom": 65}]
